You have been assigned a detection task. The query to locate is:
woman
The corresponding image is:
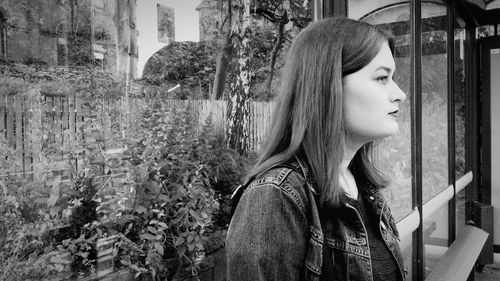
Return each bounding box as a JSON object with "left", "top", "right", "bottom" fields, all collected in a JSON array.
[{"left": 226, "top": 17, "right": 407, "bottom": 281}]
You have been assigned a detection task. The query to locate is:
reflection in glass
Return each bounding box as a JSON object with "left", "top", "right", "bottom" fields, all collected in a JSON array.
[
  {"left": 424, "top": 205, "right": 449, "bottom": 276},
  {"left": 421, "top": 3, "right": 448, "bottom": 202},
  {"left": 348, "top": 0, "right": 413, "bottom": 275},
  {"left": 349, "top": 0, "right": 413, "bottom": 222},
  {"left": 454, "top": 27, "right": 467, "bottom": 236},
  {"left": 0, "top": 0, "right": 320, "bottom": 279},
  {"left": 421, "top": 2, "right": 449, "bottom": 277}
]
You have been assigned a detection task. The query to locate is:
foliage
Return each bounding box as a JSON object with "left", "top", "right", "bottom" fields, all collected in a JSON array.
[
  {"left": 115, "top": 101, "right": 250, "bottom": 279},
  {"left": 0, "top": 135, "right": 15, "bottom": 170},
  {"left": 0, "top": 75, "right": 252, "bottom": 280},
  {"left": 142, "top": 0, "right": 311, "bottom": 101},
  {"left": 142, "top": 42, "right": 218, "bottom": 99},
  {"left": 66, "top": 32, "right": 94, "bottom": 67},
  {"left": 252, "top": 0, "right": 312, "bottom": 28}
]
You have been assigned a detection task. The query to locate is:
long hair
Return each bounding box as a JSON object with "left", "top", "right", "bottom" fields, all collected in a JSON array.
[{"left": 245, "top": 17, "right": 394, "bottom": 208}]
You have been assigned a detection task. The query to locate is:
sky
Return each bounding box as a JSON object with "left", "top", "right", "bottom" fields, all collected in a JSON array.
[{"left": 165, "top": 0, "right": 202, "bottom": 42}]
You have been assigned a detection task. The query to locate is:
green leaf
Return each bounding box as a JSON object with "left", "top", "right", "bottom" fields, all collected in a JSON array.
[
  {"left": 177, "top": 246, "right": 187, "bottom": 257},
  {"left": 0, "top": 180, "right": 7, "bottom": 195},
  {"left": 189, "top": 209, "right": 199, "bottom": 219},
  {"left": 154, "top": 242, "right": 164, "bottom": 256},
  {"left": 47, "top": 175, "right": 61, "bottom": 207},
  {"left": 34, "top": 197, "right": 47, "bottom": 204},
  {"left": 140, "top": 233, "right": 156, "bottom": 241},
  {"left": 135, "top": 205, "right": 147, "bottom": 214},
  {"left": 147, "top": 226, "right": 157, "bottom": 234},
  {"left": 174, "top": 236, "right": 185, "bottom": 246},
  {"left": 49, "top": 206, "right": 60, "bottom": 218},
  {"left": 158, "top": 194, "right": 169, "bottom": 201}
]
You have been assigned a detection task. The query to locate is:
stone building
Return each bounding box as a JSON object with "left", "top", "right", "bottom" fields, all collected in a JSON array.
[
  {"left": 196, "top": 0, "right": 227, "bottom": 45},
  {"left": 91, "top": 0, "right": 138, "bottom": 79},
  {"left": 0, "top": 0, "right": 138, "bottom": 78},
  {"left": 0, "top": 0, "right": 67, "bottom": 66}
]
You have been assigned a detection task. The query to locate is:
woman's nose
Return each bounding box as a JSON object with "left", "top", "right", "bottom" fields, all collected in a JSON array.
[{"left": 391, "top": 82, "right": 407, "bottom": 102}]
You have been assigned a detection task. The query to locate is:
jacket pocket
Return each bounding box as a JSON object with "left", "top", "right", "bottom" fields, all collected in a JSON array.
[{"left": 326, "top": 237, "right": 372, "bottom": 281}]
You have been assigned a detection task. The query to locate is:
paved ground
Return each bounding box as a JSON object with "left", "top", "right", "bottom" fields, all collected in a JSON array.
[{"left": 476, "top": 261, "right": 500, "bottom": 281}]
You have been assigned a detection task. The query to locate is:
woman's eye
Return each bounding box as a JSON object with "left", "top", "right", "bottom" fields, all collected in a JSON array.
[{"left": 377, "top": 76, "right": 389, "bottom": 83}]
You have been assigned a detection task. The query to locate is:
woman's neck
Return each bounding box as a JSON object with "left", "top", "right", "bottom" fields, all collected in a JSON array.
[{"left": 340, "top": 143, "right": 360, "bottom": 199}]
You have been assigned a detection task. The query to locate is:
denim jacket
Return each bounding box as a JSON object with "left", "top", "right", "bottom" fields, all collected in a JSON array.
[{"left": 226, "top": 158, "right": 406, "bottom": 281}]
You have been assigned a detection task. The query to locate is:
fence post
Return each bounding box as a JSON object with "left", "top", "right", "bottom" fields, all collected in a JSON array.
[
  {"left": 22, "top": 95, "right": 31, "bottom": 176},
  {"left": 31, "top": 90, "right": 43, "bottom": 182}
]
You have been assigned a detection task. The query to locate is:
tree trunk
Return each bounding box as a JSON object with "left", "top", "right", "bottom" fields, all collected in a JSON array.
[
  {"left": 70, "top": 0, "right": 76, "bottom": 35},
  {"left": 113, "top": 0, "right": 127, "bottom": 77},
  {"left": 265, "top": 19, "right": 285, "bottom": 98},
  {"left": 211, "top": 0, "right": 233, "bottom": 100},
  {"left": 211, "top": 34, "right": 232, "bottom": 100},
  {"left": 226, "top": 0, "right": 252, "bottom": 155}
]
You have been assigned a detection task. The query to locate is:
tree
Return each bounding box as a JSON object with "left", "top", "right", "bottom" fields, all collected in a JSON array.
[
  {"left": 211, "top": 0, "right": 311, "bottom": 100},
  {"left": 222, "top": 0, "right": 311, "bottom": 154},
  {"left": 142, "top": 42, "right": 217, "bottom": 99},
  {"left": 112, "top": 0, "right": 137, "bottom": 79},
  {"left": 226, "top": 0, "right": 252, "bottom": 155},
  {"left": 253, "top": 0, "right": 310, "bottom": 96},
  {"left": 211, "top": 0, "right": 233, "bottom": 100}
]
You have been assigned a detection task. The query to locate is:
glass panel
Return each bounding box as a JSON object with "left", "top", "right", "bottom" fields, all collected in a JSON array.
[
  {"left": 349, "top": 0, "right": 413, "bottom": 222},
  {"left": 490, "top": 44, "right": 500, "bottom": 250},
  {"left": 454, "top": 28, "right": 467, "bottom": 236},
  {"left": 421, "top": 2, "right": 448, "bottom": 201},
  {"left": 0, "top": 0, "right": 313, "bottom": 279},
  {"left": 424, "top": 205, "right": 449, "bottom": 276},
  {"left": 348, "top": 0, "right": 413, "bottom": 274},
  {"left": 421, "top": 2, "right": 449, "bottom": 277}
]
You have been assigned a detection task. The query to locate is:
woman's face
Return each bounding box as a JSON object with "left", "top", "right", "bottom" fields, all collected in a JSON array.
[{"left": 343, "top": 42, "right": 406, "bottom": 146}]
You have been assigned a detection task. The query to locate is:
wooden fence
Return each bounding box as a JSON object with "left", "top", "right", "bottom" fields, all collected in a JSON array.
[{"left": 0, "top": 93, "right": 275, "bottom": 176}]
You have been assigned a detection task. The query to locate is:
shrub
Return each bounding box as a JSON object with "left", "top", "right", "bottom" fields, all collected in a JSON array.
[
  {"left": 113, "top": 102, "right": 251, "bottom": 280},
  {"left": 0, "top": 73, "right": 253, "bottom": 280}
]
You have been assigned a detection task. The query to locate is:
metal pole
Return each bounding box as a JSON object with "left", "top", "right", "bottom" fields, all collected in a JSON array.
[
  {"left": 410, "top": 0, "right": 424, "bottom": 280},
  {"left": 313, "top": 0, "right": 323, "bottom": 22},
  {"left": 447, "top": 0, "right": 457, "bottom": 246}
]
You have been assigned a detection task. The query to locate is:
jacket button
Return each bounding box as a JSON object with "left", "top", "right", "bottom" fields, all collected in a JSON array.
[
  {"left": 381, "top": 221, "right": 387, "bottom": 230},
  {"left": 369, "top": 196, "right": 375, "bottom": 200}
]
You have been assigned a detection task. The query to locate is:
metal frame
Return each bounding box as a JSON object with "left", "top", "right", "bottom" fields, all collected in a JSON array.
[
  {"left": 410, "top": 1, "right": 424, "bottom": 279},
  {"left": 447, "top": 0, "right": 457, "bottom": 245},
  {"left": 315, "top": 0, "right": 500, "bottom": 279},
  {"left": 477, "top": 35, "right": 500, "bottom": 206},
  {"left": 465, "top": 25, "right": 480, "bottom": 217}
]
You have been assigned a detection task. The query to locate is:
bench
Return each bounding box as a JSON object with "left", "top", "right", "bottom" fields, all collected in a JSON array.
[{"left": 426, "top": 225, "right": 489, "bottom": 281}]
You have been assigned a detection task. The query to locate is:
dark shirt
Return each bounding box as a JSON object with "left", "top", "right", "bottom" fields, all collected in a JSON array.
[{"left": 350, "top": 194, "right": 401, "bottom": 281}]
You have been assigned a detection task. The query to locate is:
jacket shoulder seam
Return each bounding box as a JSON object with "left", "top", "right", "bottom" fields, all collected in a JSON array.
[{"left": 244, "top": 168, "right": 309, "bottom": 216}]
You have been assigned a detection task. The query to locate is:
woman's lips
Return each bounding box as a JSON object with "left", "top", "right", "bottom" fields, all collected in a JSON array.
[{"left": 389, "top": 110, "right": 399, "bottom": 118}]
